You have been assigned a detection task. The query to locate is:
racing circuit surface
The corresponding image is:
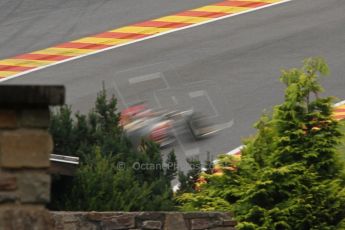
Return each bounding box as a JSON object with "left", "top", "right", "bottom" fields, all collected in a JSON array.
[{"left": 1, "top": 0, "right": 345, "bottom": 170}]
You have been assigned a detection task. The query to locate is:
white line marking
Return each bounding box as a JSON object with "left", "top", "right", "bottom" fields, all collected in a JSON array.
[
  {"left": 172, "top": 96, "right": 178, "bottom": 105},
  {"left": 184, "top": 79, "right": 214, "bottom": 86},
  {"left": 188, "top": 88, "right": 221, "bottom": 117},
  {"left": 185, "top": 148, "right": 200, "bottom": 158},
  {"left": 213, "top": 145, "right": 243, "bottom": 164},
  {"left": 161, "top": 75, "right": 170, "bottom": 89},
  {"left": 153, "top": 91, "right": 163, "bottom": 108},
  {"left": 189, "top": 90, "right": 205, "bottom": 98},
  {"left": 204, "top": 91, "right": 219, "bottom": 117},
  {"left": 128, "top": 72, "right": 162, "bottom": 84},
  {"left": 172, "top": 128, "right": 187, "bottom": 152},
  {"left": 112, "top": 79, "right": 128, "bottom": 107},
  {"left": 0, "top": 0, "right": 293, "bottom": 83},
  {"left": 226, "top": 145, "right": 244, "bottom": 155},
  {"left": 215, "top": 119, "right": 234, "bottom": 131},
  {"left": 334, "top": 100, "right": 345, "bottom": 107},
  {"left": 115, "top": 61, "right": 167, "bottom": 74},
  {"left": 188, "top": 89, "right": 220, "bottom": 117}
]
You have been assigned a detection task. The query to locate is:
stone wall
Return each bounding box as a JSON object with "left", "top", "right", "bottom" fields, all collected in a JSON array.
[
  {"left": 0, "top": 85, "right": 65, "bottom": 230},
  {"left": 51, "top": 211, "right": 236, "bottom": 230},
  {"left": 0, "top": 85, "right": 236, "bottom": 230}
]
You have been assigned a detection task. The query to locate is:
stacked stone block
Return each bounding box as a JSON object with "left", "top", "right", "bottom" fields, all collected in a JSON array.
[
  {"left": 51, "top": 212, "right": 237, "bottom": 230},
  {"left": 0, "top": 85, "right": 65, "bottom": 230}
]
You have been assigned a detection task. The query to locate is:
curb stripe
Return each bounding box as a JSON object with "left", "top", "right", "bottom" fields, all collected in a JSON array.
[
  {"left": 0, "top": 59, "right": 54, "bottom": 67},
  {"left": 93, "top": 32, "right": 149, "bottom": 39},
  {"left": 133, "top": 21, "right": 192, "bottom": 28},
  {"left": 0, "top": 65, "right": 34, "bottom": 71},
  {"left": 215, "top": 1, "right": 268, "bottom": 7},
  {"left": 193, "top": 6, "right": 250, "bottom": 13},
  {"left": 334, "top": 104, "right": 345, "bottom": 121},
  {"left": 0, "top": 0, "right": 291, "bottom": 82},
  {"left": 335, "top": 115, "right": 345, "bottom": 120},
  {"left": 55, "top": 42, "right": 112, "bottom": 50},
  {"left": 153, "top": 15, "right": 211, "bottom": 24},
  {"left": 226, "top": 146, "right": 244, "bottom": 155},
  {"left": 13, "top": 53, "right": 70, "bottom": 61},
  {"left": 0, "top": 71, "right": 20, "bottom": 78},
  {"left": 74, "top": 37, "right": 133, "bottom": 45},
  {"left": 111, "top": 26, "right": 171, "bottom": 34},
  {"left": 336, "top": 109, "right": 345, "bottom": 112},
  {"left": 32, "top": 47, "right": 94, "bottom": 56},
  {"left": 176, "top": 11, "right": 229, "bottom": 18},
  {"left": 335, "top": 102, "right": 345, "bottom": 107},
  {"left": 249, "top": 0, "right": 282, "bottom": 3}
]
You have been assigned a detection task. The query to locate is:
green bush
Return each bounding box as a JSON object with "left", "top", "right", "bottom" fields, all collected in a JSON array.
[
  {"left": 49, "top": 89, "right": 177, "bottom": 211},
  {"left": 176, "top": 58, "right": 345, "bottom": 229}
]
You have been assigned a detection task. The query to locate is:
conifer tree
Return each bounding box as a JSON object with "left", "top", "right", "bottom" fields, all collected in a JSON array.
[
  {"left": 49, "top": 89, "right": 177, "bottom": 211},
  {"left": 176, "top": 58, "right": 345, "bottom": 229}
]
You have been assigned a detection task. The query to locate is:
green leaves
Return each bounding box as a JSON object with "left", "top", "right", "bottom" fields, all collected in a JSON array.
[
  {"left": 176, "top": 192, "right": 232, "bottom": 211},
  {"left": 175, "top": 57, "right": 345, "bottom": 229},
  {"left": 236, "top": 58, "right": 345, "bottom": 228},
  {"left": 303, "top": 57, "right": 330, "bottom": 77},
  {"left": 49, "top": 88, "right": 177, "bottom": 211}
]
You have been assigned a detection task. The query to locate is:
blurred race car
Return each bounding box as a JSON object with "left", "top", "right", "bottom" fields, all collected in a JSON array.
[
  {"left": 120, "top": 104, "right": 175, "bottom": 147},
  {"left": 120, "top": 103, "right": 222, "bottom": 148},
  {"left": 186, "top": 112, "right": 221, "bottom": 140}
]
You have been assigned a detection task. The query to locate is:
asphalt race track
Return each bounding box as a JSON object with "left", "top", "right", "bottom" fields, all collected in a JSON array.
[
  {"left": 0, "top": 0, "right": 220, "bottom": 59},
  {"left": 1, "top": 0, "right": 345, "bottom": 170}
]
